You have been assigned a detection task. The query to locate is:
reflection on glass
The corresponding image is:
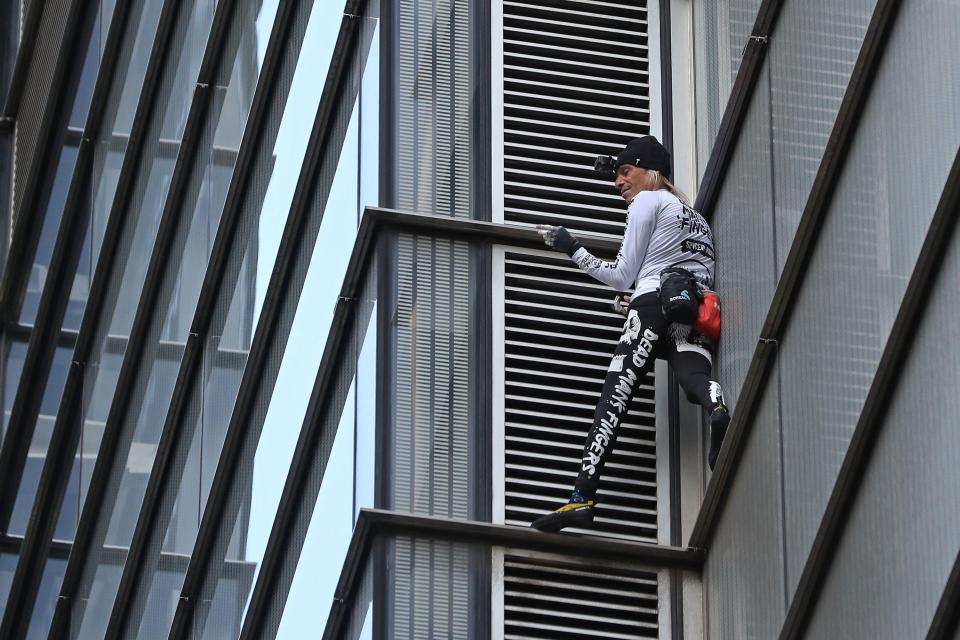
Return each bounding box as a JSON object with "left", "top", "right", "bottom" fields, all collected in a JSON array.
[
  {"left": 70, "top": 2, "right": 221, "bottom": 636},
  {"left": 9, "top": 346, "right": 74, "bottom": 537},
  {"left": 0, "top": 553, "right": 18, "bottom": 619},
  {"left": 23, "top": 557, "right": 66, "bottom": 639},
  {"left": 68, "top": 1, "right": 278, "bottom": 636},
  {"left": 692, "top": 0, "right": 763, "bottom": 180},
  {"left": 70, "top": 1, "right": 116, "bottom": 129},
  {"left": 20, "top": 145, "right": 79, "bottom": 326}
]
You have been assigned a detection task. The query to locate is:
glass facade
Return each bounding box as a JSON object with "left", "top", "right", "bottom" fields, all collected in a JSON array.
[{"left": 0, "top": 0, "right": 958, "bottom": 638}]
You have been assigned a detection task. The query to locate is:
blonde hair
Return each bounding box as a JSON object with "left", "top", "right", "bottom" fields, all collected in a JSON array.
[{"left": 644, "top": 169, "right": 690, "bottom": 206}]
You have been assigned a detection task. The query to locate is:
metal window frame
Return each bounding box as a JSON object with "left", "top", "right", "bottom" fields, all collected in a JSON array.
[
  {"left": 0, "top": 0, "right": 141, "bottom": 533},
  {"left": 0, "top": 0, "right": 98, "bottom": 326},
  {"left": 44, "top": 0, "right": 248, "bottom": 634},
  {"left": 777, "top": 141, "right": 960, "bottom": 640},
  {"left": 323, "top": 508, "right": 703, "bottom": 639},
  {"left": 165, "top": 2, "right": 378, "bottom": 636},
  {"left": 0, "top": 0, "right": 44, "bottom": 119},
  {"left": 237, "top": 205, "right": 622, "bottom": 638},
  {"left": 99, "top": 0, "right": 307, "bottom": 634},
  {"left": 0, "top": 0, "right": 189, "bottom": 636},
  {"left": 691, "top": 0, "right": 785, "bottom": 221},
  {"left": 688, "top": 0, "right": 903, "bottom": 551},
  {"left": 928, "top": 550, "right": 960, "bottom": 640}
]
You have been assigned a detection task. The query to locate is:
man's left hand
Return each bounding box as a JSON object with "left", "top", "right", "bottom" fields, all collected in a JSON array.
[{"left": 536, "top": 224, "right": 582, "bottom": 257}]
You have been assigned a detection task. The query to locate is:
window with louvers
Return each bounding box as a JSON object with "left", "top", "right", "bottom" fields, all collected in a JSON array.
[
  {"left": 501, "top": 250, "right": 658, "bottom": 542},
  {"left": 502, "top": 553, "right": 659, "bottom": 639},
  {"left": 501, "top": 0, "right": 650, "bottom": 237}
]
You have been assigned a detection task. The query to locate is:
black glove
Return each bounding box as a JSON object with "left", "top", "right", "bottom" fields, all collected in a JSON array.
[{"left": 536, "top": 225, "right": 582, "bottom": 257}]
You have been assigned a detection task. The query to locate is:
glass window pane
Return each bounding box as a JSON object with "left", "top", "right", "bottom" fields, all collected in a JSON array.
[
  {"left": 68, "top": 1, "right": 282, "bottom": 636},
  {"left": 778, "top": 0, "right": 960, "bottom": 595},
  {"left": 130, "top": 1, "right": 331, "bottom": 635},
  {"left": 9, "top": 346, "right": 74, "bottom": 537},
  {"left": 20, "top": 145, "right": 79, "bottom": 326},
  {"left": 691, "top": 0, "right": 763, "bottom": 180}
]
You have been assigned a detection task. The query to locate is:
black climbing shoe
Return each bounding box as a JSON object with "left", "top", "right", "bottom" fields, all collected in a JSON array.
[
  {"left": 708, "top": 405, "right": 730, "bottom": 471},
  {"left": 530, "top": 500, "right": 596, "bottom": 533}
]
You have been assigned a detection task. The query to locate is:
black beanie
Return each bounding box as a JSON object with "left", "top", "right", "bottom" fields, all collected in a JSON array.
[{"left": 616, "top": 136, "right": 672, "bottom": 179}]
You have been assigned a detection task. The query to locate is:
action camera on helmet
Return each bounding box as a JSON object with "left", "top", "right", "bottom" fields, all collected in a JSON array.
[{"left": 593, "top": 155, "right": 617, "bottom": 178}]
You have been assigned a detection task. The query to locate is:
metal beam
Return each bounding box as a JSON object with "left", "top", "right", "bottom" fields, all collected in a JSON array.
[
  {"left": 0, "top": 0, "right": 45, "bottom": 118},
  {"left": 236, "top": 205, "right": 627, "bottom": 638},
  {"left": 0, "top": 0, "right": 97, "bottom": 325},
  {"left": 322, "top": 508, "right": 704, "bottom": 639},
  {"left": 45, "top": 0, "right": 246, "bottom": 635},
  {"left": 692, "top": 0, "right": 785, "bottom": 221},
  {"left": 0, "top": 0, "right": 188, "bottom": 636},
  {"left": 688, "top": 0, "right": 903, "bottom": 551},
  {"left": 165, "top": 4, "right": 381, "bottom": 635},
  {"left": 928, "top": 549, "right": 960, "bottom": 640},
  {"left": 778, "top": 142, "right": 960, "bottom": 640},
  {"left": 101, "top": 0, "right": 306, "bottom": 636},
  {"left": 0, "top": 0, "right": 141, "bottom": 533}
]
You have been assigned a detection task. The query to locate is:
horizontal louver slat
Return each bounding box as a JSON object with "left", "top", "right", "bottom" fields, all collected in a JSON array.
[
  {"left": 502, "top": 555, "right": 659, "bottom": 639},
  {"left": 498, "top": 1, "right": 658, "bottom": 635},
  {"left": 502, "top": 251, "right": 657, "bottom": 545}
]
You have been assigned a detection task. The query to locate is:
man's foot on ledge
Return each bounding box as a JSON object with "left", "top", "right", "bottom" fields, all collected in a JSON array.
[
  {"left": 530, "top": 500, "right": 596, "bottom": 533},
  {"left": 708, "top": 405, "right": 730, "bottom": 471}
]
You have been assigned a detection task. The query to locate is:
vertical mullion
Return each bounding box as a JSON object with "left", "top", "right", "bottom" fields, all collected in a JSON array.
[
  {"left": 0, "top": 0, "right": 141, "bottom": 534},
  {"left": 167, "top": 2, "right": 374, "bottom": 636},
  {"left": 0, "top": 0, "right": 188, "bottom": 636},
  {"left": 99, "top": 0, "right": 306, "bottom": 635},
  {"left": 0, "top": 0, "right": 98, "bottom": 326},
  {"left": 689, "top": 0, "right": 905, "bottom": 550}
]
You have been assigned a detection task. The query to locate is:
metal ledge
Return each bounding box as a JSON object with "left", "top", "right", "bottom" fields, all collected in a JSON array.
[
  {"left": 237, "top": 205, "right": 635, "bottom": 639},
  {"left": 322, "top": 508, "right": 704, "bottom": 639}
]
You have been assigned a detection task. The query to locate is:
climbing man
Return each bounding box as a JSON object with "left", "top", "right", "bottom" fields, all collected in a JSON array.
[{"left": 531, "top": 135, "right": 729, "bottom": 533}]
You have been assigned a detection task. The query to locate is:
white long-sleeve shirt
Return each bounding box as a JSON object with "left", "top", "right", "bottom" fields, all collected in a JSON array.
[{"left": 571, "top": 189, "right": 715, "bottom": 295}]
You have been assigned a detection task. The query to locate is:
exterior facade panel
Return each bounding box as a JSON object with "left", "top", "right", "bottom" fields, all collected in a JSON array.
[
  {"left": 804, "top": 209, "right": 960, "bottom": 639},
  {"left": 0, "top": 0, "right": 958, "bottom": 638},
  {"left": 779, "top": 0, "right": 960, "bottom": 596}
]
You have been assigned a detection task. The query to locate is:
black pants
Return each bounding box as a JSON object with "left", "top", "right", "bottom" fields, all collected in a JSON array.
[{"left": 574, "top": 292, "right": 724, "bottom": 499}]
